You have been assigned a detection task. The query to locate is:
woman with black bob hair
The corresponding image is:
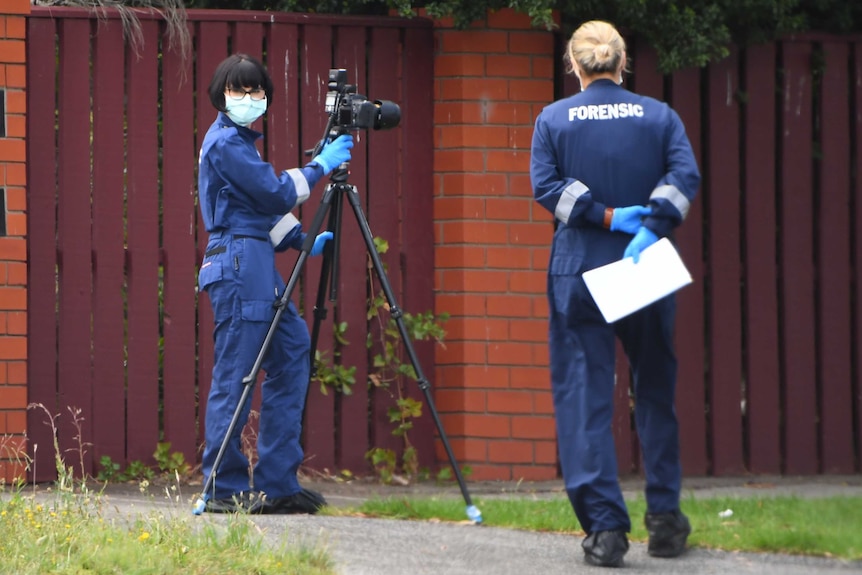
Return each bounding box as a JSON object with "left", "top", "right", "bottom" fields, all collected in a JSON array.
[
  {"left": 207, "top": 54, "right": 274, "bottom": 122},
  {"left": 196, "top": 53, "right": 353, "bottom": 514}
]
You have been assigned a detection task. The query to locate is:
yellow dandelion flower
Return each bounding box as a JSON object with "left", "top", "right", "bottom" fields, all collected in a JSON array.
[{"left": 138, "top": 532, "right": 150, "bottom": 542}]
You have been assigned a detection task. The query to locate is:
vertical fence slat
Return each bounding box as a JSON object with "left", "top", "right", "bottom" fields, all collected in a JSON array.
[
  {"left": 743, "top": 43, "right": 782, "bottom": 474},
  {"left": 230, "top": 20, "right": 266, "bottom": 433},
  {"left": 671, "top": 66, "right": 709, "bottom": 476},
  {"left": 233, "top": 21, "right": 262, "bottom": 59},
  {"left": 367, "top": 27, "right": 404, "bottom": 459},
  {"left": 627, "top": 41, "right": 664, "bottom": 476},
  {"left": 631, "top": 42, "right": 663, "bottom": 100},
  {"left": 56, "top": 19, "right": 94, "bottom": 474},
  {"left": 401, "top": 26, "right": 437, "bottom": 468},
  {"left": 707, "top": 48, "right": 745, "bottom": 475},
  {"left": 265, "top": 25, "right": 307, "bottom": 464},
  {"left": 818, "top": 41, "right": 855, "bottom": 473},
  {"left": 301, "top": 24, "right": 337, "bottom": 471},
  {"left": 26, "top": 17, "right": 59, "bottom": 482},
  {"left": 161, "top": 24, "right": 199, "bottom": 463},
  {"left": 333, "top": 26, "right": 371, "bottom": 472},
  {"left": 780, "top": 41, "right": 819, "bottom": 474},
  {"left": 265, "top": 23, "right": 301, "bottom": 184},
  {"left": 194, "top": 21, "right": 229, "bottom": 459},
  {"left": 91, "top": 19, "right": 128, "bottom": 468},
  {"left": 613, "top": 344, "right": 635, "bottom": 474},
  {"left": 856, "top": 42, "right": 862, "bottom": 473},
  {"left": 125, "top": 20, "right": 161, "bottom": 463}
]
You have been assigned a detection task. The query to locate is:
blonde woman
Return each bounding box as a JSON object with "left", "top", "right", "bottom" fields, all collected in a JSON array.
[{"left": 530, "top": 21, "right": 700, "bottom": 567}]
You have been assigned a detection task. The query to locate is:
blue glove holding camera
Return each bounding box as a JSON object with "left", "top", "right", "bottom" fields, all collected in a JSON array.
[
  {"left": 313, "top": 134, "right": 354, "bottom": 174},
  {"left": 623, "top": 226, "right": 658, "bottom": 263},
  {"left": 311, "top": 231, "right": 333, "bottom": 256},
  {"left": 610, "top": 205, "right": 651, "bottom": 234}
]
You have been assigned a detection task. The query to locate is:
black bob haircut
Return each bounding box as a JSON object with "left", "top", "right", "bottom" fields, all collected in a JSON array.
[{"left": 207, "top": 54, "right": 274, "bottom": 112}]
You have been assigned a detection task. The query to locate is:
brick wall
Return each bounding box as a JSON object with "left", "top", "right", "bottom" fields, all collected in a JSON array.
[
  {"left": 430, "top": 9, "right": 559, "bottom": 481},
  {"left": 0, "top": 0, "right": 30, "bottom": 484}
]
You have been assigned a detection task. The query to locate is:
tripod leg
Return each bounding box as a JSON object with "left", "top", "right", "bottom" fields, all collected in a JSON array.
[
  {"left": 193, "top": 183, "right": 338, "bottom": 515},
  {"left": 342, "top": 186, "right": 483, "bottom": 524},
  {"left": 308, "top": 189, "right": 342, "bottom": 378}
]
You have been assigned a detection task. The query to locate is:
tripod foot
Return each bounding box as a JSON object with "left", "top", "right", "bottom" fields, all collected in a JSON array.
[
  {"left": 466, "top": 504, "right": 483, "bottom": 524},
  {"left": 192, "top": 495, "right": 208, "bottom": 516}
]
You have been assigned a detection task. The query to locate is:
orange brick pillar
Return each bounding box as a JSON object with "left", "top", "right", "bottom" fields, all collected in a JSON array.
[
  {"left": 431, "top": 9, "right": 558, "bottom": 481},
  {"left": 0, "top": 0, "right": 30, "bottom": 484}
]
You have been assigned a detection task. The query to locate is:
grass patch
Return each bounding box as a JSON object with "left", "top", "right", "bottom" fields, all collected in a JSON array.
[
  {"left": 354, "top": 495, "right": 862, "bottom": 560},
  {"left": 0, "top": 488, "right": 335, "bottom": 575}
]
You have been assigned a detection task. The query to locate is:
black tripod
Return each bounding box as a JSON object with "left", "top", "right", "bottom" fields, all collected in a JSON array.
[{"left": 192, "top": 158, "right": 482, "bottom": 525}]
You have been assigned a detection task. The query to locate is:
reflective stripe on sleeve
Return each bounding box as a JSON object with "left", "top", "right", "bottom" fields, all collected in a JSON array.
[
  {"left": 287, "top": 168, "right": 310, "bottom": 205},
  {"left": 555, "top": 180, "right": 589, "bottom": 225},
  {"left": 269, "top": 212, "right": 300, "bottom": 247},
  {"left": 650, "top": 184, "right": 690, "bottom": 220}
]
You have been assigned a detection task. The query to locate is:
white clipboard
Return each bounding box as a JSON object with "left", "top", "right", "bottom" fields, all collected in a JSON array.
[{"left": 582, "top": 237, "right": 692, "bottom": 323}]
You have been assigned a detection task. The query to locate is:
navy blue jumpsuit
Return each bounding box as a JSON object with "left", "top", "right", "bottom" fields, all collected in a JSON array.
[
  {"left": 530, "top": 79, "right": 700, "bottom": 534},
  {"left": 197, "top": 112, "right": 326, "bottom": 500}
]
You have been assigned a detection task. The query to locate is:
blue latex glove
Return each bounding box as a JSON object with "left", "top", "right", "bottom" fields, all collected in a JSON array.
[
  {"left": 610, "top": 205, "right": 651, "bottom": 234},
  {"left": 623, "top": 226, "right": 659, "bottom": 263},
  {"left": 313, "top": 134, "right": 354, "bottom": 174},
  {"left": 311, "top": 231, "right": 333, "bottom": 256}
]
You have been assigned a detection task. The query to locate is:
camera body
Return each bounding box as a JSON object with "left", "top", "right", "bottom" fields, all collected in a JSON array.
[{"left": 325, "top": 69, "right": 400, "bottom": 132}]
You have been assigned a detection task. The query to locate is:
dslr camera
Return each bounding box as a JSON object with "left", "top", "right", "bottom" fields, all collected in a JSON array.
[{"left": 325, "top": 69, "right": 400, "bottom": 132}]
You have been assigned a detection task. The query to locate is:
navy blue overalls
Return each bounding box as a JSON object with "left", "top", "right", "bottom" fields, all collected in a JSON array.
[
  {"left": 530, "top": 80, "right": 700, "bottom": 534},
  {"left": 197, "top": 112, "right": 326, "bottom": 500}
]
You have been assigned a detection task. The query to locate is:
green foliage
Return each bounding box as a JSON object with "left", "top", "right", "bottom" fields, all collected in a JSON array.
[
  {"left": 365, "top": 447, "right": 397, "bottom": 484},
  {"left": 153, "top": 442, "right": 192, "bottom": 477},
  {"left": 361, "top": 238, "right": 450, "bottom": 483},
  {"left": 96, "top": 444, "right": 192, "bottom": 483},
  {"left": 96, "top": 455, "right": 125, "bottom": 483},
  {"left": 181, "top": 0, "right": 862, "bottom": 73},
  {"left": 0, "top": 491, "right": 334, "bottom": 574},
  {"left": 310, "top": 236, "right": 450, "bottom": 483},
  {"left": 313, "top": 321, "right": 357, "bottom": 396},
  {"left": 96, "top": 457, "right": 153, "bottom": 482},
  {"left": 357, "top": 495, "right": 862, "bottom": 561},
  {"left": 125, "top": 460, "right": 157, "bottom": 482},
  {"left": 557, "top": 0, "right": 804, "bottom": 72}
]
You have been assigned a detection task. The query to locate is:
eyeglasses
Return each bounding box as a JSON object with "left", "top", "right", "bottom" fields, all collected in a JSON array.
[{"left": 226, "top": 87, "right": 266, "bottom": 101}]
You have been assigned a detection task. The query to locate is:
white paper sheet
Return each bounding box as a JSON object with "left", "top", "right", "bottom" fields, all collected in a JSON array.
[{"left": 582, "top": 237, "right": 693, "bottom": 323}]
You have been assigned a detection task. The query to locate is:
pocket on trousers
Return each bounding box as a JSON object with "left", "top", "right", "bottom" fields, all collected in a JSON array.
[
  {"left": 198, "top": 260, "right": 224, "bottom": 292},
  {"left": 241, "top": 299, "right": 276, "bottom": 322}
]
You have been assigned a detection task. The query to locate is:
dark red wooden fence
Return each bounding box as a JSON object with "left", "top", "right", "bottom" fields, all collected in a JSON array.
[
  {"left": 27, "top": 6, "right": 862, "bottom": 481},
  {"left": 564, "top": 35, "right": 862, "bottom": 477},
  {"left": 26, "top": 7, "right": 435, "bottom": 481}
]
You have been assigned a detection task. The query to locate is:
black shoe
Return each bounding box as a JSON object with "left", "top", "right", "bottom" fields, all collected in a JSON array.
[
  {"left": 260, "top": 487, "right": 327, "bottom": 515},
  {"left": 204, "top": 491, "right": 266, "bottom": 514},
  {"left": 582, "top": 529, "right": 629, "bottom": 567},
  {"left": 645, "top": 509, "right": 691, "bottom": 557}
]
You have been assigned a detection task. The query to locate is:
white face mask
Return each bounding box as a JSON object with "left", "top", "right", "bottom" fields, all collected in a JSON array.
[{"left": 224, "top": 94, "right": 267, "bottom": 127}]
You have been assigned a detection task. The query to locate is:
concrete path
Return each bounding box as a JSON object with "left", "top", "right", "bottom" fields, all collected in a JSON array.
[{"left": 81, "top": 474, "right": 862, "bottom": 575}]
